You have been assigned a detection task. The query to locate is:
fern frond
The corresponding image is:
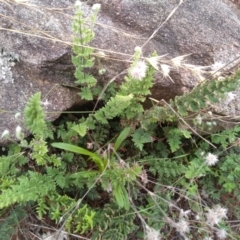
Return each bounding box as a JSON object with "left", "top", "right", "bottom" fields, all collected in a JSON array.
[
  {"left": 94, "top": 94, "right": 134, "bottom": 124},
  {"left": 0, "top": 172, "right": 56, "bottom": 208},
  {"left": 24, "top": 92, "right": 47, "bottom": 138},
  {"left": 171, "top": 70, "right": 240, "bottom": 116}
]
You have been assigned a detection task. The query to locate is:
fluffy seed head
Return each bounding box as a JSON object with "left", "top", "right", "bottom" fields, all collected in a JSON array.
[
  {"left": 205, "top": 153, "right": 219, "bottom": 166},
  {"left": 145, "top": 225, "right": 161, "bottom": 240},
  {"left": 129, "top": 60, "right": 148, "bottom": 80},
  {"left": 92, "top": 3, "right": 101, "bottom": 11},
  {"left": 206, "top": 205, "right": 227, "bottom": 227},
  {"left": 175, "top": 219, "right": 190, "bottom": 235},
  {"left": 75, "top": 0, "right": 81, "bottom": 7},
  {"left": 216, "top": 229, "right": 227, "bottom": 239}
]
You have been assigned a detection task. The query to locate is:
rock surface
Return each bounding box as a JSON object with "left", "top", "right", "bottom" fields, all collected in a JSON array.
[{"left": 0, "top": 0, "right": 240, "bottom": 144}]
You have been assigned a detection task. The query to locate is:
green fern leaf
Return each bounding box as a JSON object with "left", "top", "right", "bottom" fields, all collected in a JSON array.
[
  {"left": 79, "top": 87, "right": 93, "bottom": 100},
  {"left": 24, "top": 92, "right": 47, "bottom": 138},
  {"left": 72, "top": 122, "right": 87, "bottom": 137},
  {"left": 131, "top": 128, "right": 152, "bottom": 151}
]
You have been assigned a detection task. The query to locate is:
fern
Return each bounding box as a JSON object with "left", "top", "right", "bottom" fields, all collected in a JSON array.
[
  {"left": 3, "top": 2, "right": 239, "bottom": 238},
  {"left": 0, "top": 172, "right": 56, "bottom": 208},
  {"left": 218, "top": 151, "right": 240, "bottom": 192},
  {"left": 0, "top": 144, "right": 27, "bottom": 177},
  {"left": 36, "top": 197, "right": 49, "bottom": 219},
  {"left": 94, "top": 94, "right": 134, "bottom": 124},
  {"left": 24, "top": 92, "right": 48, "bottom": 138},
  {"left": 163, "top": 127, "right": 192, "bottom": 152},
  {"left": 131, "top": 128, "right": 152, "bottom": 151},
  {"left": 71, "top": 204, "right": 95, "bottom": 234},
  {"left": 46, "top": 166, "right": 68, "bottom": 188},
  {"left": 171, "top": 70, "right": 240, "bottom": 116},
  {"left": 149, "top": 158, "right": 187, "bottom": 179},
  {"left": 211, "top": 125, "right": 240, "bottom": 148},
  {"left": 92, "top": 203, "right": 138, "bottom": 240},
  {"left": 72, "top": 2, "right": 100, "bottom": 100}
]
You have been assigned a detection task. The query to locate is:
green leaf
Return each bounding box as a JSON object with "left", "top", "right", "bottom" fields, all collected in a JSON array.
[
  {"left": 24, "top": 92, "right": 47, "bottom": 138},
  {"left": 131, "top": 129, "right": 152, "bottom": 151},
  {"left": 113, "top": 184, "right": 130, "bottom": 210},
  {"left": 167, "top": 135, "right": 181, "bottom": 153},
  {"left": 114, "top": 127, "right": 131, "bottom": 151},
  {"left": 165, "top": 128, "right": 191, "bottom": 153},
  {"left": 185, "top": 159, "right": 208, "bottom": 179},
  {"left": 72, "top": 123, "right": 87, "bottom": 137},
  {"left": 79, "top": 87, "right": 93, "bottom": 100},
  {"left": 51, "top": 143, "right": 104, "bottom": 172}
]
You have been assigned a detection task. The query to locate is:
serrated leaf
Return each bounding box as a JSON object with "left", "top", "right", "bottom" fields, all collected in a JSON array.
[
  {"left": 72, "top": 123, "right": 87, "bottom": 137},
  {"left": 79, "top": 87, "right": 93, "bottom": 100},
  {"left": 167, "top": 135, "right": 181, "bottom": 153},
  {"left": 180, "top": 129, "right": 192, "bottom": 138},
  {"left": 131, "top": 129, "right": 152, "bottom": 151}
]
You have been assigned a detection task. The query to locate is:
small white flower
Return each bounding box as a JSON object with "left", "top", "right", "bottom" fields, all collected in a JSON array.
[
  {"left": 225, "top": 92, "right": 237, "bottom": 104},
  {"left": 205, "top": 153, "right": 219, "bottom": 166},
  {"left": 134, "top": 46, "right": 142, "bottom": 53},
  {"left": 14, "top": 112, "right": 21, "bottom": 120},
  {"left": 129, "top": 60, "right": 148, "bottom": 80},
  {"left": 1, "top": 129, "right": 10, "bottom": 138},
  {"left": 216, "top": 229, "right": 227, "bottom": 239},
  {"left": 92, "top": 3, "right": 101, "bottom": 11},
  {"left": 145, "top": 225, "right": 161, "bottom": 240},
  {"left": 206, "top": 205, "right": 227, "bottom": 227},
  {"left": 15, "top": 125, "right": 23, "bottom": 140},
  {"left": 75, "top": 0, "right": 82, "bottom": 7}
]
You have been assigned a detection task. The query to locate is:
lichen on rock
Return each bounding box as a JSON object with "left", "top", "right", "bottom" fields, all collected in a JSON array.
[{"left": 0, "top": 48, "right": 19, "bottom": 84}]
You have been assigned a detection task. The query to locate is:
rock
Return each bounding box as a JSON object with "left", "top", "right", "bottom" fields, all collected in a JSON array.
[
  {"left": 0, "top": 0, "right": 78, "bottom": 144},
  {"left": 0, "top": 0, "right": 240, "bottom": 144}
]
